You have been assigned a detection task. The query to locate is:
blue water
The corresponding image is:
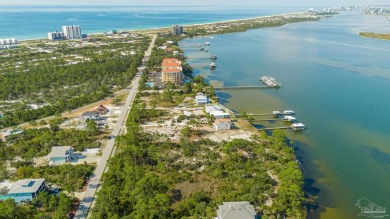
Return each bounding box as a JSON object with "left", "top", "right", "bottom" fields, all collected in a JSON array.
[
  {"left": 1, "top": 5, "right": 311, "bottom": 40},
  {"left": 182, "top": 10, "right": 390, "bottom": 219}
]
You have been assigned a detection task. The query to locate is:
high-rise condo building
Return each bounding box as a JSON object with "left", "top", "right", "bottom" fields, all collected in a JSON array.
[
  {"left": 172, "top": 25, "right": 184, "bottom": 35},
  {"left": 62, "top": 25, "right": 82, "bottom": 39}
]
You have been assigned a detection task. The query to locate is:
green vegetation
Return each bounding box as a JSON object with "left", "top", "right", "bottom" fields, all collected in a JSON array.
[
  {"left": 0, "top": 192, "right": 74, "bottom": 219},
  {"left": 184, "top": 16, "right": 321, "bottom": 37},
  {"left": 359, "top": 32, "right": 390, "bottom": 41},
  {"left": 0, "top": 127, "right": 100, "bottom": 161},
  {"left": 92, "top": 93, "right": 306, "bottom": 218},
  {"left": 0, "top": 36, "right": 150, "bottom": 128}
]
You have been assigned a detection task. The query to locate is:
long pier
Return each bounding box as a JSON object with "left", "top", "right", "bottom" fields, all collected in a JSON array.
[
  {"left": 235, "top": 113, "right": 273, "bottom": 117},
  {"left": 214, "top": 85, "right": 275, "bottom": 90},
  {"left": 258, "top": 126, "right": 291, "bottom": 131}
]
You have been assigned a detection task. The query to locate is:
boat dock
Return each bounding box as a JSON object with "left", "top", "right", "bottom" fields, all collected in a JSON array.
[
  {"left": 214, "top": 85, "right": 274, "bottom": 90},
  {"left": 260, "top": 76, "right": 282, "bottom": 88},
  {"left": 258, "top": 126, "right": 292, "bottom": 131}
]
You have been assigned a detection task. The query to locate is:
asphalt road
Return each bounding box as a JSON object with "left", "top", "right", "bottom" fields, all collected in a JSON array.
[{"left": 74, "top": 34, "right": 157, "bottom": 219}]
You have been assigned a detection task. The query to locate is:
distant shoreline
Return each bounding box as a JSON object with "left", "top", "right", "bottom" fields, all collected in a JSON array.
[
  {"left": 19, "top": 11, "right": 307, "bottom": 42},
  {"left": 359, "top": 32, "right": 390, "bottom": 41}
]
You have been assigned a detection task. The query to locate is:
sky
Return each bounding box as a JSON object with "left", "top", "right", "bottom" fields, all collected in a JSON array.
[{"left": 0, "top": 0, "right": 389, "bottom": 6}]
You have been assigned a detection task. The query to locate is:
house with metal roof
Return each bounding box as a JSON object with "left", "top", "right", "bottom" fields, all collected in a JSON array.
[
  {"left": 195, "top": 93, "right": 209, "bottom": 105},
  {"left": 48, "top": 146, "right": 74, "bottom": 164},
  {"left": 215, "top": 201, "right": 259, "bottom": 219},
  {"left": 214, "top": 118, "right": 232, "bottom": 131},
  {"left": 81, "top": 111, "right": 101, "bottom": 121},
  {"left": 1, "top": 129, "right": 23, "bottom": 142},
  {"left": 7, "top": 178, "right": 45, "bottom": 203}
]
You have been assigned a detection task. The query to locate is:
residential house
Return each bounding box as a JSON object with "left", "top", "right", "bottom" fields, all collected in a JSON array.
[
  {"left": 7, "top": 178, "right": 46, "bottom": 203},
  {"left": 215, "top": 201, "right": 259, "bottom": 219},
  {"left": 1, "top": 129, "right": 23, "bottom": 142},
  {"left": 210, "top": 111, "right": 231, "bottom": 119},
  {"left": 81, "top": 111, "right": 101, "bottom": 121},
  {"left": 214, "top": 118, "right": 232, "bottom": 131},
  {"left": 95, "top": 105, "right": 109, "bottom": 115},
  {"left": 48, "top": 146, "right": 74, "bottom": 164},
  {"left": 195, "top": 93, "right": 209, "bottom": 105},
  {"left": 205, "top": 105, "right": 223, "bottom": 114}
]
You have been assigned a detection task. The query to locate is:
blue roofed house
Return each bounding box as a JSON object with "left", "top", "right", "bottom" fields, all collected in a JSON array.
[
  {"left": 48, "top": 146, "right": 74, "bottom": 164},
  {"left": 195, "top": 92, "right": 209, "bottom": 105},
  {"left": 7, "top": 178, "right": 45, "bottom": 203}
]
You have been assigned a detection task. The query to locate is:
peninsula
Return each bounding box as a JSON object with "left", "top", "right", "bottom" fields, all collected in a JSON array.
[
  {"left": 0, "top": 9, "right": 341, "bottom": 219},
  {"left": 359, "top": 32, "right": 390, "bottom": 41}
]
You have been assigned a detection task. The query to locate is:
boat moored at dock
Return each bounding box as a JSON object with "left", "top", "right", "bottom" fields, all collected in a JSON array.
[
  {"left": 283, "top": 110, "right": 295, "bottom": 115},
  {"left": 291, "top": 123, "right": 305, "bottom": 130},
  {"left": 282, "top": 116, "right": 297, "bottom": 122},
  {"left": 260, "top": 76, "right": 282, "bottom": 88}
]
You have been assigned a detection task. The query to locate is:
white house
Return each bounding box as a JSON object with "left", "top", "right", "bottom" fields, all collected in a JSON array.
[
  {"left": 214, "top": 118, "right": 232, "bottom": 131},
  {"left": 81, "top": 111, "right": 101, "bottom": 120},
  {"left": 1, "top": 129, "right": 23, "bottom": 141},
  {"left": 48, "top": 146, "right": 74, "bottom": 164},
  {"left": 215, "top": 201, "right": 258, "bottom": 219},
  {"left": 195, "top": 93, "right": 209, "bottom": 105},
  {"left": 7, "top": 178, "right": 46, "bottom": 203},
  {"left": 210, "top": 111, "right": 231, "bottom": 119},
  {"left": 205, "top": 105, "right": 223, "bottom": 114}
]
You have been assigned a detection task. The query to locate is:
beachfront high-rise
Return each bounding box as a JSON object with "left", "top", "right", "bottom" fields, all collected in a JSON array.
[
  {"left": 47, "top": 31, "right": 65, "bottom": 41},
  {"left": 62, "top": 25, "right": 82, "bottom": 39},
  {"left": 172, "top": 24, "right": 184, "bottom": 35}
]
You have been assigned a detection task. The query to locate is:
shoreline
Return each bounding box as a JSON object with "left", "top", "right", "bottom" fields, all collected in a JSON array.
[
  {"left": 358, "top": 32, "right": 390, "bottom": 41},
  {"left": 18, "top": 11, "right": 309, "bottom": 42}
]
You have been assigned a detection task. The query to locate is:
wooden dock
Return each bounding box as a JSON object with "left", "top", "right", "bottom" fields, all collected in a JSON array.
[
  {"left": 254, "top": 119, "right": 279, "bottom": 121},
  {"left": 214, "top": 85, "right": 275, "bottom": 90},
  {"left": 235, "top": 113, "right": 273, "bottom": 117},
  {"left": 258, "top": 126, "right": 291, "bottom": 131}
]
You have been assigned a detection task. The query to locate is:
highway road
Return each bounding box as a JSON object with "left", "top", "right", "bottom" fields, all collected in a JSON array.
[{"left": 74, "top": 34, "right": 157, "bottom": 219}]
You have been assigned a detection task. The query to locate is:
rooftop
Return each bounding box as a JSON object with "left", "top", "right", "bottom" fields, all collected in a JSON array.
[
  {"left": 81, "top": 111, "right": 100, "bottom": 117},
  {"left": 162, "top": 58, "right": 181, "bottom": 63},
  {"left": 162, "top": 62, "right": 182, "bottom": 67},
  {"left": 215, "top": 118, "right": 231, "bottom": 123},
  {"left": 162, "top": 68, "right": 182, "bottom": 73},
  {"left": 49, "top": 146, "right": 73, "bottom": 158},
  {"left": 8, "top": 178, "right": 45, "bottom": 194},
  {"left": 216, "top": 201, "right": 257, "bottom": 219}
]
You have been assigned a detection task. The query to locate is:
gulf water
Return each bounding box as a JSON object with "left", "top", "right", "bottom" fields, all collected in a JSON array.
[
  {"left": 2, "top": 5, "right": 390, "bottom": 218},
  {"left": 182, "top": 10, "right": 390, "bottom": 219},
  {"left": 0, "top": 5, "right": 308, "bottom": 40}
]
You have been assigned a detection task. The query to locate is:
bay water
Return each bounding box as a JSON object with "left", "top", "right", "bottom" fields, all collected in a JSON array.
[
  {"left": 0, "top": 5, "right": 307, "bottom": 40},
  {"left": 182, "top": 10, "right": 390, "bottom": 219}
]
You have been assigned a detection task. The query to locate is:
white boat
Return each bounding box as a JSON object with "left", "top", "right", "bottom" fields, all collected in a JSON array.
[
  {"left": 282, "top": 116, "right": 296, "bottom": 122},
  {"left": 205, "top": 49, "right": 209, "bottom": 52},
  {"left": 210, "top": 62, "right": 216, "bottom": 69},
  {"left": 283, "top": 110, "right": 295, "bottom": 115},
  {"left": 205, "top": 42, "right": 211, "bottom": 46},
  {"left": 260, "top": 76, "right": 281, "bottom": 88},
  {"left": 291, "top": 123, "right": 305, "bottom": 130},
  {"left": 272, "top": 111, "right": 281, "bottom": 116},
  {"left": 210, "top": 55, "right": 218, "bottom": 59}
]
